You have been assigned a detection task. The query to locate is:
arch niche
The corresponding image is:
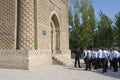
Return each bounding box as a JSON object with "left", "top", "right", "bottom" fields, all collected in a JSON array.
[{"left": 50, "top": 14, "right": 60, "bottom": 54}]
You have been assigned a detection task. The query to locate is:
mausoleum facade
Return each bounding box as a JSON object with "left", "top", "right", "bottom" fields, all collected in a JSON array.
[{"left": 0, "top": 0, "right": 71, "bottom": 69}]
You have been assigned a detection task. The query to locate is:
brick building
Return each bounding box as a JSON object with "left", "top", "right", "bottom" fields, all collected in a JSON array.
[{"left": 0, "top": 0, "right": 71, "bottom": 69}]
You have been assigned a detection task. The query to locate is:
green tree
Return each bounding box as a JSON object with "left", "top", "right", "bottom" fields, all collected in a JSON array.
[
  {"left": 79, "top": 0, "right": 96, "bottom": 48},
  {"left": 69, "top": 6, "right": 81, "bottom": 50},
  {"left": 69, "top": 0, "right": 96, "bottom": 49},
  {"left": 68, "top": 0, "right": 120, "bottom": 49},
  {"left": 96, "top": 11, "right": 113, "bottom": 47},
  {"left": 114, "top": 12, "right": 120, "bottom": 47}
]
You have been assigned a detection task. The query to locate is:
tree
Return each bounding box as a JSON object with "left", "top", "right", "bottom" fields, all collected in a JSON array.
[
  {"left": 68, "top": 0, "right": 119, "bottom": 49},
  {"left": 114, "top": 12, "right": 120, "bottom": 47},
  {"left": 69, "top": 6, "right": 81, "bottom": 50},
  {"left": 96, "top": 11, "right": 113, "bottom": 47},
  {"left": 79, "top": 0, "right": 96, "bottom": 48},
  {"left": 69, "top": 0, "right": 96, "bottom": 50}
]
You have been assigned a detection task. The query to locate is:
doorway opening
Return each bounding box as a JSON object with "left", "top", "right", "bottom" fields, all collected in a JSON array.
[{"left": 50, "top": 14, "right": 60, "bottom": 54}]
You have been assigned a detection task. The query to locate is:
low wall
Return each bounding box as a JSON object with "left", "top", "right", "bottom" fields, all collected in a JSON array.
[
  {"left": 0, "top": 50, "right": 29, "bottom": 69},
  {"left": 0, "top": 49, "right": 70, "bottom": 70},
  {"left": 0, "top": 50, "right": 52, "bottom": 70},
  {"left": 29, "top": 50, "right": 52, "bottom": 69}
]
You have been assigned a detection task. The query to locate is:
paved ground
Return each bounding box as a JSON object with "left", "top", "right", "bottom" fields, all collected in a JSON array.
[{"left": 0, "top": 60, "right": 120, "bottom": 80}]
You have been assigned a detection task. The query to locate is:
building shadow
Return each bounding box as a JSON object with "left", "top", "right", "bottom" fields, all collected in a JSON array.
[
  {"left": 66, "top": 59, "right": 120, "bottom": 79},
  {"left": 91, "top": 68, "right": 120, "bottom": 79}
]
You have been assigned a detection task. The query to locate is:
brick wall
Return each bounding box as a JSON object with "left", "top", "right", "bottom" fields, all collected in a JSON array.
[
  {"left": 0, "top": 0, "right": 71, "bottom": 70},
  {"left": 0, "top": 50, "right": 29, "bottom": 69},
  {"left": 29, "top": 50, "right": 52, "bottom": 69},
  {"left": 0, "top": 0, "right": 17, "bottom": 49},
  {"left": 0, "top": 50, "right": 52, "bottom": 70},
  {"left": 18, "top": 0, "right": 35, "bottom": 50}
]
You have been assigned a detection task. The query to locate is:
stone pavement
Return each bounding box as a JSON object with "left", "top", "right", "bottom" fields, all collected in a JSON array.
[{"left": 0, "top": 60, "right": 120, "bottom": 80}]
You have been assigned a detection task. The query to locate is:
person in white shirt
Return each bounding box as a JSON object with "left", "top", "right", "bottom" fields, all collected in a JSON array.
[
  {"left": 97, "top": 48, "right": 102, "bottom": 68},
  {"left": 112, "top": 48, "right": 119, "bottom": 72},
  {"left": 109, "top": 49, "right": 113, "bottom": 69},
  {"left": 83, "top": 48, "right": 88, "bottom": 64},
  {"left": 118, "top": 49, "right": 120, "bottom": 68},
  {"left": 105, "top": 49, "right": 110, "bottom": 69},
  {"left": 102, "top": 48, "right": 108, "bottom": 73},
  {"left": 94, "top": 48, "right": 98, "bottom": 69},
  {"left": 91, "top": 49, "right": 96, "bottom": 67},
  {"left": 84, "top": 49, "right": 92, "bottom": 71}
]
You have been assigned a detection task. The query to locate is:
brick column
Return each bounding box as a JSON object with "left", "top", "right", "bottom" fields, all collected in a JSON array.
[{"left": 17, "top": 0, "right": 35, "bottom": 50}]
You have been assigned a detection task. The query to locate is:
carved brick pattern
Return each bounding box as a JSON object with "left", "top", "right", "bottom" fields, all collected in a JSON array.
[
  {"left": 38, "top": 0, "right": 49, "bottom": 25},
  {"left": 62, "top": 4, "right": 68, "bottom": 31},
  {"left": 61, "top": 0, "right": 68, "bottom": 5},
  {"left": 50, "top": 0, "right": 61, "bottom": 4},
  {"left": 18, "top": 0, "right": 35, "bottom": 50},
  {"left": 50, "top": 2, "right": 61, "bottom": 15},
  {"left": 0, "top": 0, "right": 16, "bottom": 50},
  {"left": 0, "top": 0, "right": 71, "bottom": 70}
]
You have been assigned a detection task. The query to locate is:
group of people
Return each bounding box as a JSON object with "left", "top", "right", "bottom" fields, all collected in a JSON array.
[{"left": 74, "top": 47, "right": 120, "bottom": 73}]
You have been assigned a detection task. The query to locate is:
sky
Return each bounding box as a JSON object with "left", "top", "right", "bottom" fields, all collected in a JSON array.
[
  {"left": 92, "top": 0, "right": 120, "bottom": 21},
  {"left": 69, "top": 0, "right": 120, "bottom": 21}
]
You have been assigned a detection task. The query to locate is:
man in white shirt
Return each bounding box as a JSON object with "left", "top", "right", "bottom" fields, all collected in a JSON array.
[
  {"left": 118, "top": 49, "right": 120, "bottom": 68},
  {"left": 83, "top": 48, "right": 87, "bottom": 64},
  {"left": 97, "top": 48, "right": 102, "bottom": 68},
  {"left": 112, "top": 48, "right": 120, "bottom": 72},
  {"left": 102, "top": 48, "right": 108, "bottom": 73},
  {"left": 94, "top": 48, "right": 98, "bottom": 69},
  {"left": 109, "top": 49, "right": 113, "bottom": 69},
  {"left": 91, "top": 49, "right": 96, "bottom": 67},
  {"left": 83, "top": 49, "right": 92, "bottom": 71}
]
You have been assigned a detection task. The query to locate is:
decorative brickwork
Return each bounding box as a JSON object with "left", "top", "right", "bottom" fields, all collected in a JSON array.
[
  {"left": 18, "top": 0, "right": 35, "bottom": 50},
  {"left": 62, "top": 0, "right": 68, "bottom": 5},
  {"left": 0, "top": 0, "right": 71, "bottom": 70},
  {"left": 37, "top": 0, "right": 49, "bottom": 26},
  {"left": 0, "top": 0, "right": 17, "bottom": 50}
]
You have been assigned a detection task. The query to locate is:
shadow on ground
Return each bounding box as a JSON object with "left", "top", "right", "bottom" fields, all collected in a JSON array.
[
  {"left": 66, "top": 60, "right": 120, "bottom": 79},
  {"left": 92, "top": 68, "right": 120, "bottom": 79}
]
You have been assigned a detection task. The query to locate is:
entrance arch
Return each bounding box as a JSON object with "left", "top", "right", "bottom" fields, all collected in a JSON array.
[{"left": 50, "top": 14, "right": 60, "bottom": 54}]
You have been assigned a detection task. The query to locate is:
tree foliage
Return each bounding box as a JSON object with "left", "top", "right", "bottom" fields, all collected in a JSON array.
[
  {"left": 114, "top": 12, "right": 120, "bottom": 47},
  {"left": 94, "top": 11, "right": 113, "bottom": 47},
  {"left": 69, "top": 0, "right": 120, "bottom": 50},
  {"left": 69, "top": 0, "right": 96, "bottom": 50}
]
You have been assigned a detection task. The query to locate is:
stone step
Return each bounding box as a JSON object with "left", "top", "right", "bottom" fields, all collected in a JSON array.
[{"left": 52, "top": 54, "right": 73, "bottom": 66}]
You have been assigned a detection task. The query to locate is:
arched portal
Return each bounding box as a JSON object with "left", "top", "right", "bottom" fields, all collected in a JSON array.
[{"left": 50, "top": 14, "right": 60, "bottom": 54}]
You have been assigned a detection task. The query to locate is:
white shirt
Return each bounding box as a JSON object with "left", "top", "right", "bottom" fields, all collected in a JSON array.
[
  {"left": 97, "top": 49, "right": 102, "bottom": 58},
  {"left": 119, "top": 52, "right": 120, "bottom": 58},
  {"left": 94, "top": 51, "right": 98, "bottom": 58},
  {"left": 87, "top": 50, "right": 91, "bottom": 58},
  {"left": 91, "top": 51, "right": 95, "bottom": 58},
  {"left": 112, "top": 50, "right": 120, "bottom": 58},
  {"left": 106, "top": 50, "right": 110, "bottom": 59},
  {"left": 102, "top": 50, "right": 107, "bottom": 58},
  {"left": 109, "top": 51, "right": 113, "bottom": 60},
  {"left": 83, "top": 50, "right": 87, "bottom": 58}
]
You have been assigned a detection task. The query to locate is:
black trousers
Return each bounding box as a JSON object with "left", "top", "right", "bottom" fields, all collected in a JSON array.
[
  {"left": 94, "top": 58, "right": 98, "bottom": 69},
  {"left": 113, "top": 58, "right": 118, "bottom": 72},
  {"left": 74, "top": 58, "right": 80, "bottom": 68},
  {"left": 85, "top": 57, "right": 91, "bottom": 70},
  {"left": 98, "top": 58, "right": 102, "bottom": 68},
  {"left": 118, "top": 57, "right": 120, "bottom": 68},
  {"left": 102, "top": 58, "right": 107, "bottom": 72},
  {"left": 109, "top": 60, "right": 113, "bottom": 69}
]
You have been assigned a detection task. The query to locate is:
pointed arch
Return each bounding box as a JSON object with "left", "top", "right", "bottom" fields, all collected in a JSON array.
[{"left": 49, "top": 12, "right": 61, "bottom": 53}]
